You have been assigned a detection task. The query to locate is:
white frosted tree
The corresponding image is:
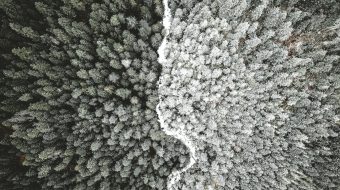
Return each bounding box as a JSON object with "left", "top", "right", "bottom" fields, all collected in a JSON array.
[{"left": 159, "top": 0, "right": 340, "bottom": 189}]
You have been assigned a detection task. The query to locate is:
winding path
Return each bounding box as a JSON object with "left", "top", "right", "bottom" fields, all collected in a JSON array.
[{"left": 156, "top": 0, "right": 197, "bottom": 189}]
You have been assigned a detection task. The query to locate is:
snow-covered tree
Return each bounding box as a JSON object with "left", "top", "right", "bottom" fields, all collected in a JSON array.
[{"left": 159, "top": 0, "right": 340, "bottom": 189}]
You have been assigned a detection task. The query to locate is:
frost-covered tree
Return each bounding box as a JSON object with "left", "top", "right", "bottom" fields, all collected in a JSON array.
[
  {"left": 1, "top": 0, "right": 339, "bottom": 189},
  {"left": 0, "top": 0, "right": 189, "bottom": 189},
  {"left": 159, "top": 0, "right": 340, "bottom": 189}
]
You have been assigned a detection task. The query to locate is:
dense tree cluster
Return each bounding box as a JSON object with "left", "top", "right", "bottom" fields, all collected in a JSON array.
[
  {"left": 0, "top": 0, "right": 189, "bottom": 189},
  {"left": 159, "top": 0, "right": 340, "bottom": 189},
  {"left": 1, "top": 0, "right": 339, "bottom": 189}
]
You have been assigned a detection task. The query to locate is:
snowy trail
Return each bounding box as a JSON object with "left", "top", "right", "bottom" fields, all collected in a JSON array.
[{"left": 156, "top": 0, "right": 197, "bottom": 189}]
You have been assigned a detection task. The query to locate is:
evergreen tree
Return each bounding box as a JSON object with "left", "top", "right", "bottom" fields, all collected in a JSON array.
[
  {"left": 0, "top": 0, "right": 189, "bottom": 189},
  {"left": 159, "top": 0, "right": 340, "bottom": 189}
]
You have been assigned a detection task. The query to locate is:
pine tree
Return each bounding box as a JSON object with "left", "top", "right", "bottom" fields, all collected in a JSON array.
[
  {"left": 159, "top": 0, "right": 340, "bottom": 189},
  {"left": 0, "top": 0, "right": 189, "bottom": 189}
]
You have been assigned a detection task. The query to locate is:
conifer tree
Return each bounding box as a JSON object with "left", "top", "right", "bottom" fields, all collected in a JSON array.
[
  {"left": 159, "top": 0, "right": 340, "bottom": 189},
  {"left": 0, "top": 0, "right": 189, "bottom": 189}
]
